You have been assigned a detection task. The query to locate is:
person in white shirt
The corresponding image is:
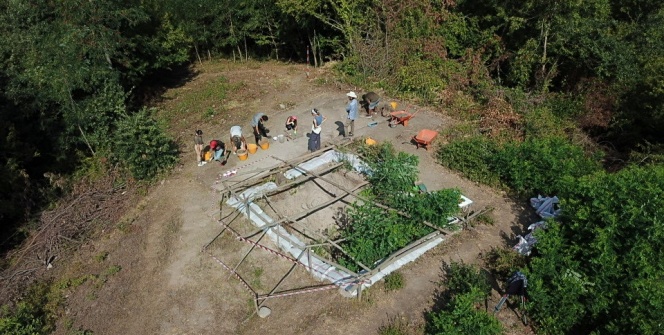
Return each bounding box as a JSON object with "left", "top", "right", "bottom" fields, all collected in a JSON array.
[{"left": 229, "top": 125, "right": 247, "bottom": 154}]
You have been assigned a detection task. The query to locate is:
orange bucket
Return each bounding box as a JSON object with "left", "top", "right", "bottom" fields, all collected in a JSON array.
[
  {"left": 259, "top": 139, "right": 270, "bottom": 150},
  {"left": 237, "top": 149, "right": 248, "bottom": 161},
  {"left": 247, "top": 143, "right": 258, "bottom": 154}
]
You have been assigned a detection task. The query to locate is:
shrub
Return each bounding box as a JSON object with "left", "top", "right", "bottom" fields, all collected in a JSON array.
[
  {"left": 427, "top": 288, "right": 503, "bottom": 335},
  {"left": 441, "top": 261, "right": 491, "bottom": 298},
  {"left": 437, "top": 136, "right": 500, "bottom": 186},
  {"left": 340, "top": 206, "right": 428, "bottom": 272},
  {"left": 338, "top": 142, "right": 461, "bottom": 272},
  {"left": 0, "top": 282, "right": 55, "bottom": 335},
  {"left": 491, "top": 137, "right": 601, "bottom": 195},
  {"left": 383, "top": 272, "right": 405, "bottom": 292},
  {"left": 522, "top": 107, "right": 573, "bottom": 140},
  {"left": 360, "top": 142, "right": 420, "bottom": 203},
  {"left": 482, "top": 247, "right": 528, "bottom": 282},
  {"left": 398, "top": 189, "right": 462, "bottom": 227},
  {"left": 113, "top": 108, "right": 179, "bottom": 180},
  {"left": 526, "top": 165, "right": 664, "bottom": 334},
  {"left": 427, "top": 262, "right": 502, "bottom": 335}
]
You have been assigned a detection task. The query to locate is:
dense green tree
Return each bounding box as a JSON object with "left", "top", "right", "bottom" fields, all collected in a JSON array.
[
  {"left": 527, "top": 165, "right": 664, "bottom": 334},
  {"left": 0, "top": 0, "right": 187, "bottom": 249}
]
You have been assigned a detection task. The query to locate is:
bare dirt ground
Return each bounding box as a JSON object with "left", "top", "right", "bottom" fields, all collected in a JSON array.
[{"left": 55, "top": 60, "right": 535, "bottom": 335}]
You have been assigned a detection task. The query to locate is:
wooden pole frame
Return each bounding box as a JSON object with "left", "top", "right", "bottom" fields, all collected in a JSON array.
[{"left": 207, "top": 143, "right": 470, "bottom": 304}]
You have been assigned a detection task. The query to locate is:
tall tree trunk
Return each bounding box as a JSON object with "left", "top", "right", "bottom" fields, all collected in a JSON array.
[
  {"left": 244, "top": 36, "right": 248, "bottom": 61},
  {"left": 541, "top": 20, "right": 549, "bottom": 74},
  {"left": 317, "top": 32, "right": 323, "bottom": 67},
  {"left": 194, "top": 44, "right": 202, "bottom": 65},
  {"left": 309, "top": 33, "right": 318, "bottom": 68}
]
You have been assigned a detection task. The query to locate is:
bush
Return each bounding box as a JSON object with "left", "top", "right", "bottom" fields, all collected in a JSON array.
[
  {"left": 482, "top": 247, "right": 528, "bottom": 282},
  {"left": 437, "top": 136, "right": 500, "bottom": 186},
  {"left": 360, "top": 142, "right": 420, "bottom": 203},
  {"left": 340, "top": 206, "right": 428, "bottom": 272},
  {"left": 491, "top": 137, "right": 601, "bottom": 195},
  {"left": 113, "top": 108, "right": 179, "bottom": 180},
  {"left": 0, "top": 282, "right": 55, "bottom": 335},
  {"left": 338, "top": 142, "right": 461, "bottom": 272},
  {"left": 427, "top": 288, "right": 503, "bottom": 335},
  {"left": 441, "top": 261, "right": 491, "bottom": 298},
  {"left": 526, "top": 165, "right": 664, "bottom": 334},
  {"left": 427, "top": 262, "right": 502, "bottom": 335},
  {"left": 383, "top": 272, "right": 405, "bottom": 292}
]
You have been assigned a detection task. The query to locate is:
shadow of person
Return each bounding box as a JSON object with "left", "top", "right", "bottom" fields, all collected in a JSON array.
[{"left": 335, "top": 121, "right": 345, "bottom": 136}]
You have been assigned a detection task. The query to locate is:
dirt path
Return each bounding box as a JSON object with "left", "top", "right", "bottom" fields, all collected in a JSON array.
[{"left": 59, "top": 61, "right": 533, "bottom": 335}]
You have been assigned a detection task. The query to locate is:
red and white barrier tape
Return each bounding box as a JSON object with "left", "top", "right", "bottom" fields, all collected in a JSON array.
[
  {"left": 217, "top": 218, "right": 368, "bottom": 286},
  {"left": 207, "top": 252, "right": 256, "bottom": 296}
]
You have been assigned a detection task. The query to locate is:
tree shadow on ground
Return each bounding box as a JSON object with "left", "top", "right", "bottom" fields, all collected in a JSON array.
[
  {"left": 130, "top": 64, "right": 199, "bottom": 108},
  {"left": 500, "top": 194, "right": 541, "bottom": 248}
]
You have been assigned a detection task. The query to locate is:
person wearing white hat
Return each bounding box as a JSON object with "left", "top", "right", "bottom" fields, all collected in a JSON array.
[{"left": 345, "top": 91, "right": 358, "bottom": 137}]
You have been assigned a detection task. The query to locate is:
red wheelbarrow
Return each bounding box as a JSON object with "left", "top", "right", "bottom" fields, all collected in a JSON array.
[
  {"left": 388, "top": 109, "right": 420, "bottom": 127},
  {"left": 412, "top": 129, "right": 439, "bottom": 151}
]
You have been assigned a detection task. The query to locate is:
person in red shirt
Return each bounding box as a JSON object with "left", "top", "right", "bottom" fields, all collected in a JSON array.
[{"left": 209, "top": 140, "right": 225, "bottom": 162}]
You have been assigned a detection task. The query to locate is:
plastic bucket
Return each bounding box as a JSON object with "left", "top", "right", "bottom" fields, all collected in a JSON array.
[
  {"left": 278, "top": 134, "right": 285, "bottom": 143},
  {"left": 259, "top": 139, "right": 270, "bottom": 150},
  {"left": 365, "top": 138, "right": 377, "bottom": 146},
  {"left": 247, "top": 143, "right": 258, "bottom": 154},
  {"left": 237, "top": 149, "right": 248, "bottom": 161}
]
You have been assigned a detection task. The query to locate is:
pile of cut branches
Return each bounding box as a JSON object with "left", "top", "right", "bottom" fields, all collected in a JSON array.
[{"left": 0, "top": 168, "right": 136, "bottom": 304}]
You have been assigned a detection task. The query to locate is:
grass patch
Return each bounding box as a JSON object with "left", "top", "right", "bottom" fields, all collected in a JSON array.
[
  {"left": 94, "top": 252, "right": 108, "bottom": 263},
  {"left": 250, "top": 267, "right": 264, "bottom": 290},
  {"left": 378, "top": 316, "right": 418, "bottom": 335},
  {"left": 383, "top": 272, "right": 405, "bottom": 292}
]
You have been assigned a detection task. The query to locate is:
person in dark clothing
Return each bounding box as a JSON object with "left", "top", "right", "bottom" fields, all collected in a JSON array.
[
  {"left": 251, "top": 113, "right": 269, "bottom": 143},
  {"left": 308, "top": 108, "right": 326, "bottom": 152},
  {"left": 285, "top": 115, "right": 298, "bottom": 135},
  {"left": 362, "top": 91, "right": 380, "bottom": 117}
]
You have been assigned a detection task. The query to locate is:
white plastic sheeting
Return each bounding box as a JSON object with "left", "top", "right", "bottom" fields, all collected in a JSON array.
[
  {"left": 228, "top": 153, "right": 473, "bottom": 297},
  {"left": 284, "top": 150, "right": 370, "bottom": 179},
  {"left": 513, "top": 221, "right": 547, "bottom": 256},
  {"left": 530, "top": 195, "right": 561, "bottom": 219},
  {"left": 513, "top": 195, "right": 561, "bottom": 255},
  {"left": 226, "top": 182, "right": 358, "bottom": 291}
]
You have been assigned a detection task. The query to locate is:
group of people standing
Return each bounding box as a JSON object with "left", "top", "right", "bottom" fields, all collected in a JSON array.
[{"left": 193, "top": 90, "right": 386, "bottom": 166}]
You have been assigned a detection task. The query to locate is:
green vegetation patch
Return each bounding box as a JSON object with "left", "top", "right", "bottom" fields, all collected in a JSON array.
[
  {"left": 426, "top": 262, "right": 502, "bottom": 335},
  {"left": 337, "top": 143, "right": 461, "bottom": 272},
  {"left": 438, "top": 135, "right": 602, "bottom": 195}
]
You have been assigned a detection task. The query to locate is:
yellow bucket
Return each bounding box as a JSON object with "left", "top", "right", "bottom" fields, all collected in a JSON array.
[
  {"left": 237, "top": 149, "right": 248, "bottom": 161},
  {"left": 390, "top": 101, "right": 398, "bottom": 110},
  {"left": 365, "top": 138, "right": 377, "bottom": 146},
  {"left": 247, "top": 143, "right": 258, "bottom": 154},
  {"left": 259, "top": 139, "right": 270, "bottom": 150}
]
